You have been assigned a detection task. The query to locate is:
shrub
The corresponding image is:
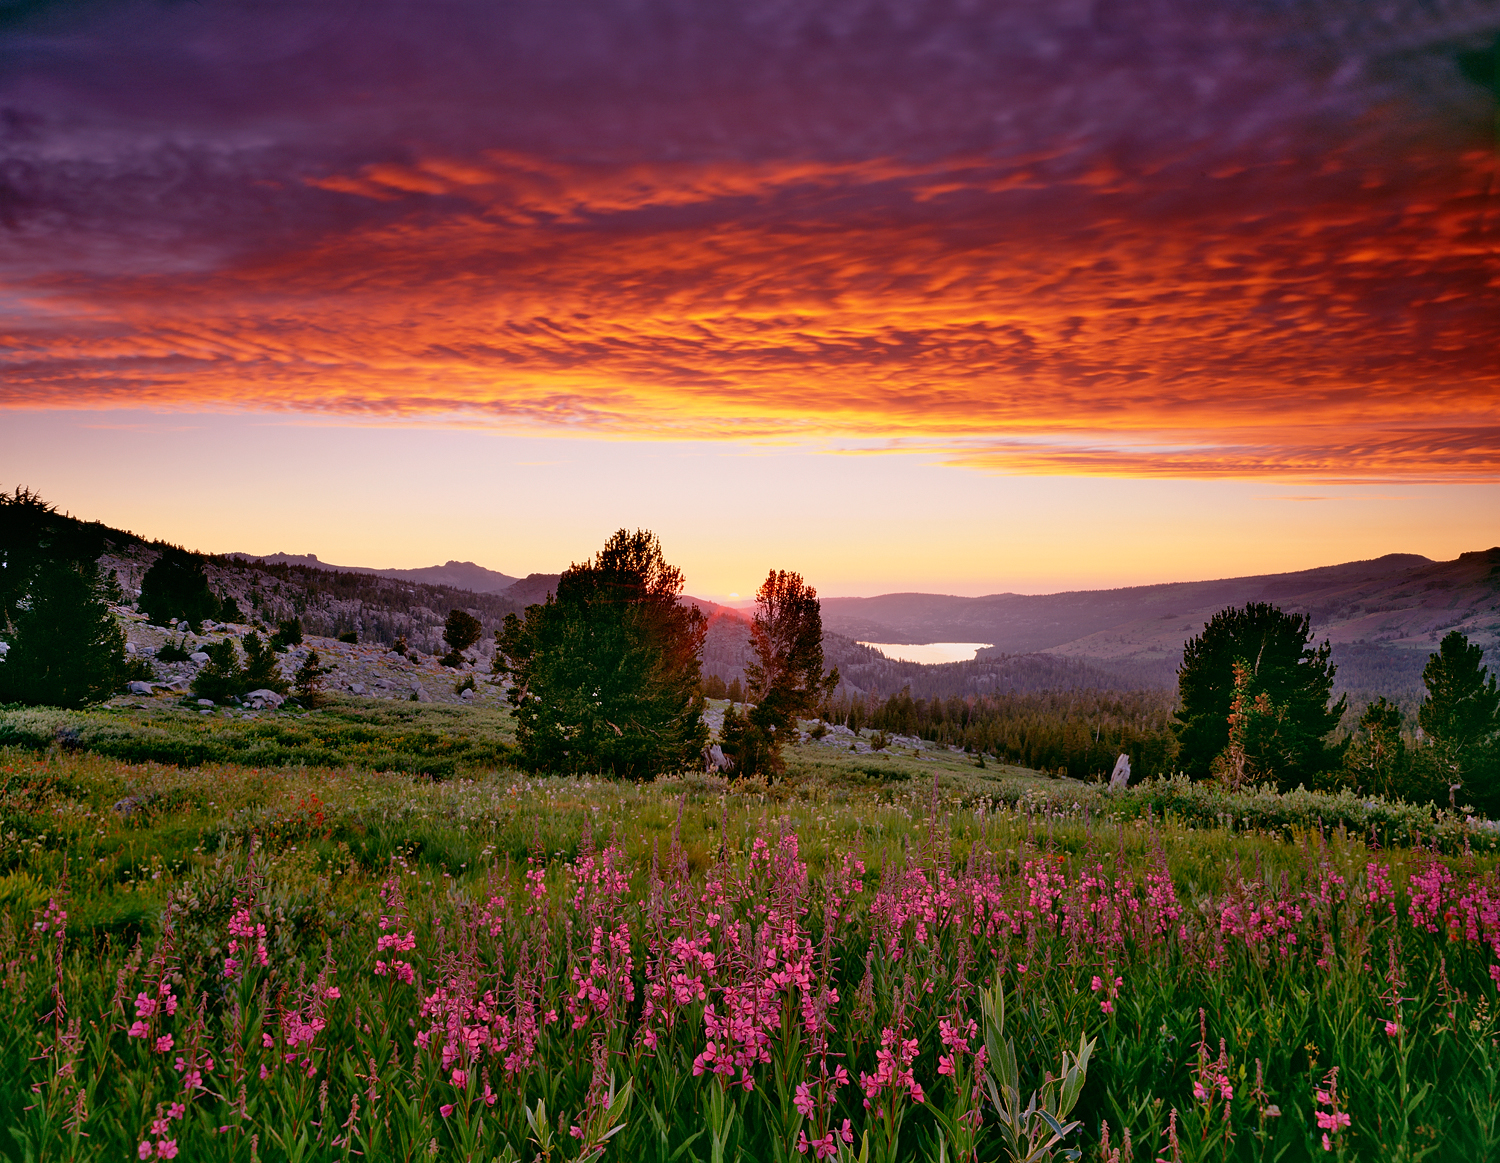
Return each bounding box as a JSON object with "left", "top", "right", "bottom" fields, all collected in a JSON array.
[
  {"left": 271, "top": 618, "right": 303, "bottom": 650},
  {"left": 156, "top": 635, "right": 192, "bottom": 663},
  {"left": 337, "top": 630, "right": 358, "bottom": 644}
]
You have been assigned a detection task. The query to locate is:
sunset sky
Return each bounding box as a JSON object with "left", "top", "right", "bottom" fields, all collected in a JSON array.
[{"left": 2, "top": 0, "right": 1497, "bottom": 600}]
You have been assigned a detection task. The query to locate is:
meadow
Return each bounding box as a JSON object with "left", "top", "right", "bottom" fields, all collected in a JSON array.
[{"left": 2, "top": 700, "right": 1499, "bottom": 1161}]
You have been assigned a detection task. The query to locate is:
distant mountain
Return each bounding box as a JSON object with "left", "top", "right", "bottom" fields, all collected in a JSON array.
[
  {"left": 820, "top": 550, "right": 1500, "bottom": 696},
  {"left": 227, "top": 553, "right": 519, "bottom": 594}
]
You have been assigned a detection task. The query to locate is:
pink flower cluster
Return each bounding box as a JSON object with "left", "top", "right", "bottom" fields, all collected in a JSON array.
[{"left": 223, "top": 900, "right": 269, "bottom": 980}]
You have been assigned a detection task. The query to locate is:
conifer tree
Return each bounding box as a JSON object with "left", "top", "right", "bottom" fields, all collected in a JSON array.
[
  {"left": 1419, "top": 631, "right": 1499, "bottom": 806},
  {"left": 1173, "top": 602, "right": 1343, "bottom": 788},
  {"left": 442, "top": 609, "right": 483, "bottom": 667},
  {"left": 495, "top": 529, "right": 707, "bottom": 778},
  {"left": 242, "top": 632, "right": 289, "bottom": 695},
  {"left": 294, "top": 649, "right": 331, "bottom": 708},
  {"left": 0, "top": 558, "right": 129, "bottom": 708},
  {"left": 191, "top": 639, "right": 245, "bottom": 702},
  {"left": 138, "top": 546, "right": 220, "bottom": 630},
  {"left": 721, "top": 569, "right": 838, "bottom": 779}
]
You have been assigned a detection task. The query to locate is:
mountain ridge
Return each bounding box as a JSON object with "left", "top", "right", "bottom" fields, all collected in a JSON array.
[{"left": 226, "top": 553, "right": 519, "bottom": 594}]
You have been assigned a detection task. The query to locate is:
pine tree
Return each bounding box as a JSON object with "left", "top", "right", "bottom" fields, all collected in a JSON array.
[
  {"left": 1173, "top": 602, "right": 1344, "bottom": 789},
  {"left": 722, "top": 569, "right": 838, "bottom": 779},
  {"left": 242, "top": 632, "right": 289, "bottom": 695},
  {"left": 442, "top": 609, "right": 483, "bottom": 667},
  {"left": 191, "top": 639, "right": 245, "bottom": 702},
  {"left": 1340, "top": 697, "right": 1427, "bottom": 801},
  {"left": 494, "top": 529, "right": 707, "bottom": 778},
  {"left": 0, "top": 558, "right": 129, "bottom": 708},
  {"left": 294, "top": 649, "right": 331, "bottom": 708},
  {"left": 1418, "top": 631, "right": 1499, "bottom": 807},
  {"left": 138, "top": 546, "right": 220, "bottom": 630}
]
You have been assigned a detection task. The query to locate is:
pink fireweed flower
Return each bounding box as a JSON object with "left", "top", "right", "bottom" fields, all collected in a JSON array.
[
  {"left": 137, "top": 1144, "right": 152, "bottom": 1160},
  {"left": 1312, "top": 1068, "right": 1349, "bottom": 1152},
  {"left": 127, "top": 1021, "right": 150, "bottom": 1039},
  {"left": 168, "top": 1104, "right": 185, "bottom": 1121},
  {"left": 439, "top": 1104, "right": 454, "bottom": 1118},
  {"left": 154, "top": 1035, "right": 174, "bottom": 1053},
  {"left": 155, "top": 1141, "right": 178, "bottom": 1159},
  {"left": 1385, "top": 1020, "right": 1400, "bottom": 1036}
]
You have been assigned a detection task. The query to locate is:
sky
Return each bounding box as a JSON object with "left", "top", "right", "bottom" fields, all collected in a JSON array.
[{"left": 2, "top": 0, "right": 1497, "bottom": 600}]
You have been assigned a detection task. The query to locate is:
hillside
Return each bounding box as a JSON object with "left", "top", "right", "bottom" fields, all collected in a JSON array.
[
  {"left": 820, "top": 550, "right": 1500, "bottom": 696},
  {"left": 101, "top": 545, "right": 525, "bottom": 659},
  {"left": 10, "top": 491, "right": 1495, "bottom": 703}
]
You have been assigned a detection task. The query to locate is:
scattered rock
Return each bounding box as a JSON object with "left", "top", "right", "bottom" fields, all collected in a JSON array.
[
  {"left": 125, "top": 641, "right": 137, "bottom": 655},
  {"left": 413, "top": 686, "right": 432, "bottom": 702},
  {"left": 197, "top": 698, "right": 214, "bottom": 707},
  {"left": 460, "top": 687, "right": 474, "bottom": 700},
  {"left": 189, "top": 651, "right": 210, "bottom": 664},
  {"left": 245, "top": 689, "right": 285, "bottom": 708},
  {"left": 350, "top": 683, "right": 367, "bottom": 695},
  {"left": 127, "top": 681, "right": 155, "bottom": 695}
]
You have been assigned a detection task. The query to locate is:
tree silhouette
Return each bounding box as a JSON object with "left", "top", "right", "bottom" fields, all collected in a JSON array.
[{"left": 442, "top": 608, "right": 483, "bottom": 666}]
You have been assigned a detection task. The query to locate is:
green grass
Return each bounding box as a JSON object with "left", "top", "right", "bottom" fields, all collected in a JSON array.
[
  {"left": 0, "top": 696, "right": 517, "bottom": 776},
  {"left": 2, "top": 705, "right": 1499, "bottom": 1160}
]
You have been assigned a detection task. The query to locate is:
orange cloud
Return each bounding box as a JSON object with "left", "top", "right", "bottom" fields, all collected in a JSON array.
[{"left": 4, "top": 140, "right": 1496, "bottom": 480}]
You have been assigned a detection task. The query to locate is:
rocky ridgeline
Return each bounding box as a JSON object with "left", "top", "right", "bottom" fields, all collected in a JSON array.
[{"left": 112, "top": 610, "right": 497, "bottom": 711}]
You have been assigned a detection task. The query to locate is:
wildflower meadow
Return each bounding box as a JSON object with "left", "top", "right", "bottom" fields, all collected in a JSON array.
[{"left": 3, "top": 736, "right": 1500, "bottom": 1162}]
